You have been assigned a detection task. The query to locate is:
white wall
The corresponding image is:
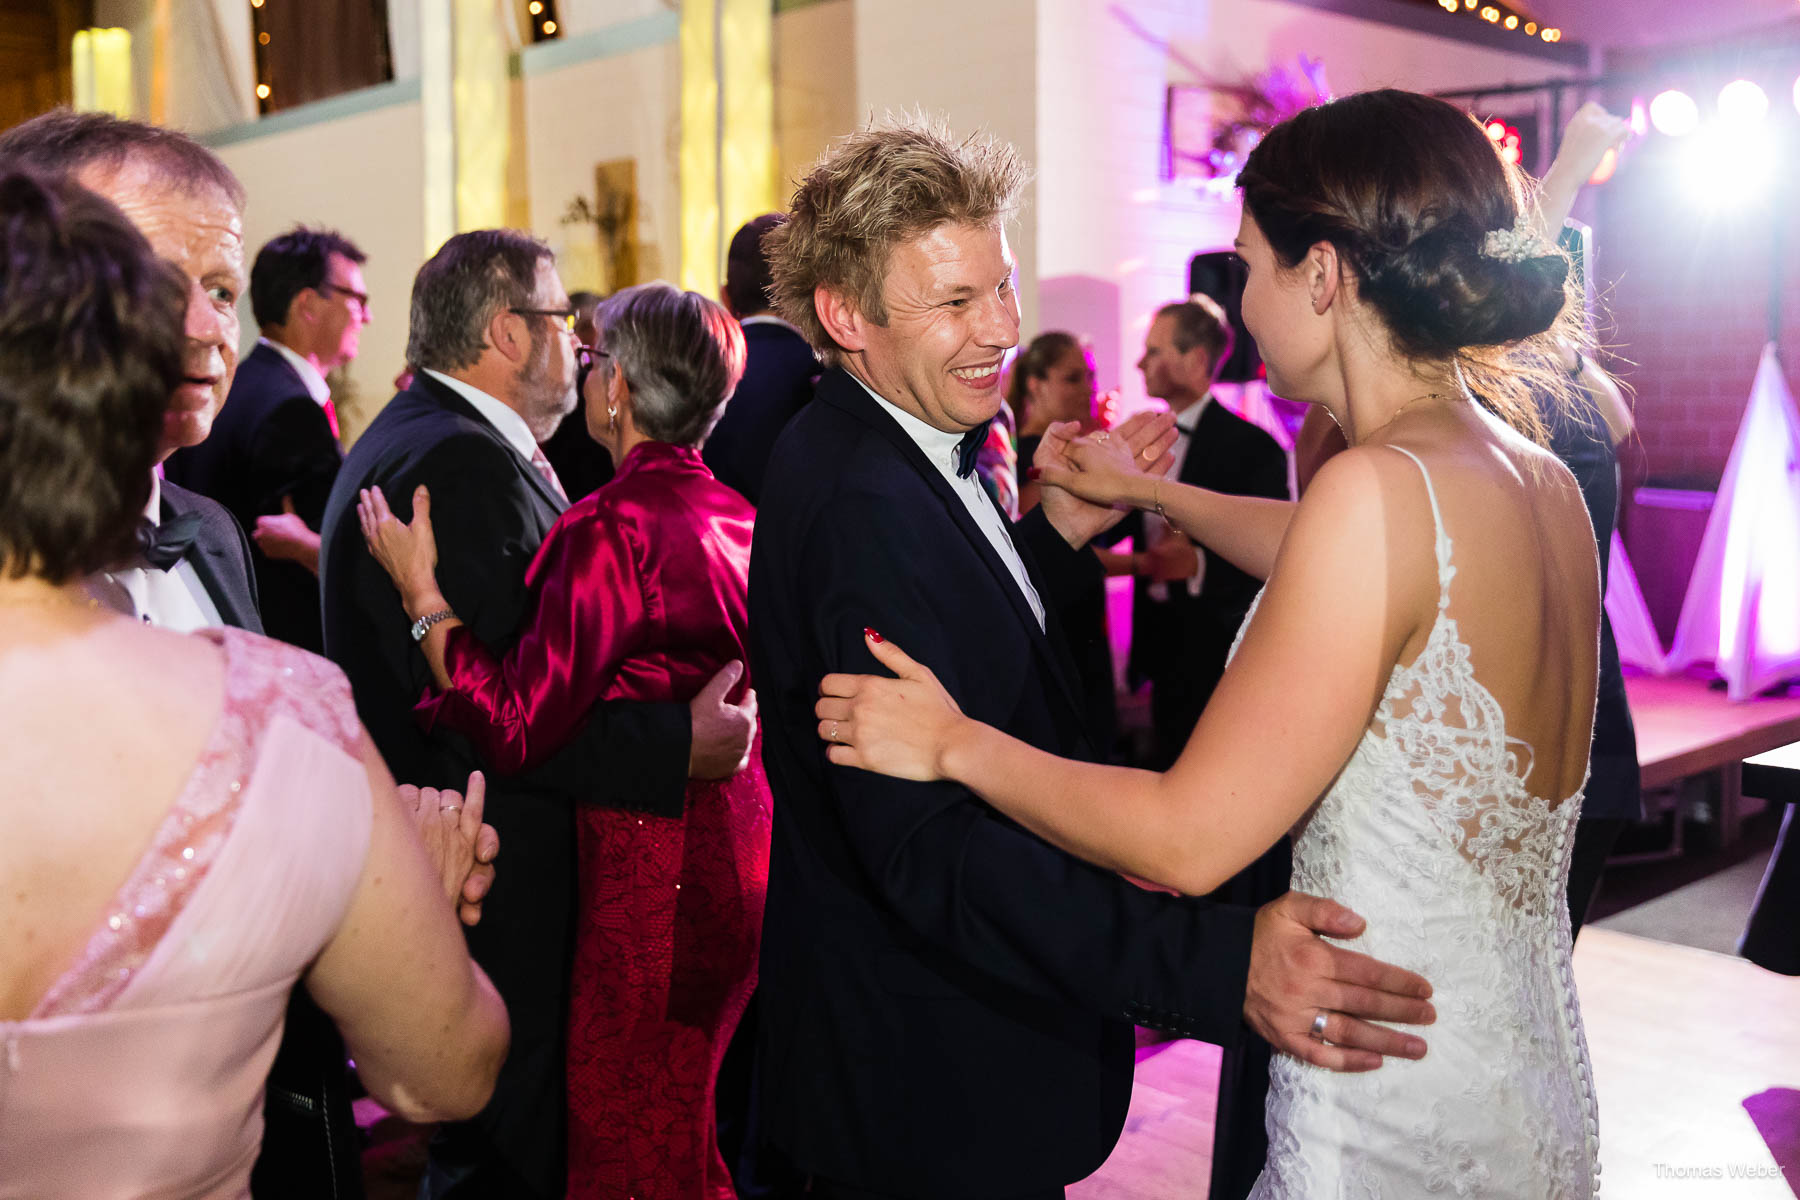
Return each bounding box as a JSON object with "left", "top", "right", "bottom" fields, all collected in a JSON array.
[
  {"left": 853, "top": 0, "right": 1041, "bottom": 334},
  {"left": 774, "top": 0, "right": 856, "bottom": 199},
  {"left": 1035, "top": 0, "right": 1588, "bottom": 411},
  {"left": 212, "top": 95, "right": 426, "bottom": 442},
  {"left": 519, "top": 38, "right": 683, "bottom": 295}
]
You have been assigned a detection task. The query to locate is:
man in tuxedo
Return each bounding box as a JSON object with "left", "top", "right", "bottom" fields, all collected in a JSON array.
[
  {"left": 703, "top": 213, "right": 819, "bottom": 505},
  {"left": 0, "top": 111, "right": 261, "bottom": 635},
  {"left": 749, "top": 120, "right": 1433, "bottom": 1200},
  {"left": 320, "top": 230, "right": 758, "bottom": 1200},
  {"left": 166, "top": 227, "right": 368, "bottom": 651},
  {"left": 1128, "top": 295, "right": 1290, "bottom": 771}
]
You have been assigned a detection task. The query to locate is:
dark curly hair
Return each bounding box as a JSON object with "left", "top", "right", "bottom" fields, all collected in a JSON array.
[
  {"left": 0, "top": 171, "right": 188, "bottom": 583},
  {"left": 1238, "top": 89, "right": 1581, "bottom": 440}
]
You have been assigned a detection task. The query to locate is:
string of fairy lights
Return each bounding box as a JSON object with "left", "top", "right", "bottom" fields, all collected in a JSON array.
[{"left": 1431, "top": 0, "right": 1563, "bottom": 45}]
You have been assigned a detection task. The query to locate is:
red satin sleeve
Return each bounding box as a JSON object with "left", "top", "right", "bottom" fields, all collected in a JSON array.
[{"left": 416, "top": 506, "right": 648, "bottom": 774}]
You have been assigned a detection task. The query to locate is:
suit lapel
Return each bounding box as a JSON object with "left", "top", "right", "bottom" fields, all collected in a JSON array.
[
  {"left": 160, "top": 488, "right": 255, "bottom": 631},
  {"left": 413, "top": 374, "right": 569, "bottom": 519},
  {"left": 820, "top": 371, "right": 1089, "bottom": 727}
]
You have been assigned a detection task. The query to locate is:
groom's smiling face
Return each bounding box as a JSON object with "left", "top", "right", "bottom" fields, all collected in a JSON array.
[{"left": 851, "top": 220, "right": 1021, "bottom": 434}]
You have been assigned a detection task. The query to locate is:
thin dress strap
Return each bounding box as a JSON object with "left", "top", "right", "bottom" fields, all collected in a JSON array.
[{"left": 1386, "top": 445, "right": 1455, "bottom": 609}]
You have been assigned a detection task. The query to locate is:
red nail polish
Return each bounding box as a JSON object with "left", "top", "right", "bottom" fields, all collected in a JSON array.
[
  {"left": 1026, "top": 467, "right": 1042, "bottom": 480},
  {"left": 864, "top": 627, "right": 884, "bottom": 643}
]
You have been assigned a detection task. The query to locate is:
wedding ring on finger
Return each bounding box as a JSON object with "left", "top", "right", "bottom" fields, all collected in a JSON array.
[
  {"left": 1094, "top": 431, "right": 1110, "bottom": 444},
  {"left": 1310, "top": 1011, "right": 1330, "bottom": 1040},
  {"left": 440, "top": 804, "right": 461, "bottom": 814},
  {"left": 828, "top": 721, "right": 840, "bottom": 743}
]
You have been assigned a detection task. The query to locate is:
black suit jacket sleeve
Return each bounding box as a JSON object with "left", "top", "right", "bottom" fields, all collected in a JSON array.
[
  {"left": 805, "top": 488, "right": 1255, "bottom": 1043},
  {"left": 248, "top": 394, "right": 342, "bottom": 526},
  {"left": 370, "top": 431, "right": 689, "bottom": 805},
  {"left": 1013, "top": 505, "right": 1105, "bottom": 616}
]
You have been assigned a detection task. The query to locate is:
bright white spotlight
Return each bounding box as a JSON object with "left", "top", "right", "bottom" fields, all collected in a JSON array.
[
  {"left": 1718, "top": 79, "right": 1769, "bottom": 124},
  {"left": 1682, "top": 125, "right": 1776, "bottom": 209},
  {"left": 1650, "top": 89, "right": 1700, "bottom": 137},
  {"left": 1792, "top": 74, "right": 1800, "bottom": 116}
]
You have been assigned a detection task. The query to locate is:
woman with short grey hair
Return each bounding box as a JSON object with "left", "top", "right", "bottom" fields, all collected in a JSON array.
[{"left": 357, "top": 281, "right": 769, "bottom": 1197}]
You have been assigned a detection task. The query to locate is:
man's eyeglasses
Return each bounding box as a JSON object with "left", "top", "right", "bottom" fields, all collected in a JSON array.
[
  {"left": 317, "top": 282, "right": 371, "bottom": 313},
  {"left": 510, "top": 307, "right": 579, "bottom": 333}
]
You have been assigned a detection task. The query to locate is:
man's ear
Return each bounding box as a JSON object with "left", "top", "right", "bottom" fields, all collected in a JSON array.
[
  {"left": 814, "top": 284, "right": 867, "bottom": 354},
  {"left": 1308, "top": 241, "right": 1342, "bottom": 316},
  {"left": 486, "top": 308, "right": 526, "bottom": 365}
]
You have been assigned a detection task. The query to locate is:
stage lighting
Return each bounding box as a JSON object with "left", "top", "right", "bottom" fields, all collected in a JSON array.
[
  {"left": 1792, "top": 75, "right": 1800, "bottom": 116},
  {"left": 1650, "top": 89, "right": 1700, "bottom": 137},
  {"left": 1681, "top": 126, "right": 1775, "bottom": 209},
  {"left": 1718, "top": 79, "right": 1769, "bottom": 124}
]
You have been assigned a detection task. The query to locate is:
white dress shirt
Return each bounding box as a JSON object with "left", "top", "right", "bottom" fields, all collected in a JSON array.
[
  {"left": 260, "top": 336, "right": 332, "bottom": 407},
  {"left": 100, "top": 470, "right": 225, "bottom": 632},
  {"left": 421, "top": 369, "right": 541, "bottom": 463},
  {"left": 854, "top": 374, "right": 1046, "bottom": 631},
  {"left": 1146, "top": 395, "right": 1212, "bottom": 602}
]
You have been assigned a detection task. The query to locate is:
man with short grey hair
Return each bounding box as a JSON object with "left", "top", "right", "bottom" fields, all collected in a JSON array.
[{"left": 319, "top": 231, "right": 758, "bottom": 1200}]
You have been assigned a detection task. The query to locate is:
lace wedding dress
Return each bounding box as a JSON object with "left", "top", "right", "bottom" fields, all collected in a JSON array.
[{"left": 1247, "top": 448, "right": 1600, "bottom": 1198}]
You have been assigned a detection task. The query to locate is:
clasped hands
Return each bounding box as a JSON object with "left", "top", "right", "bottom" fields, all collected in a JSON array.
[{"left": 400, "top": 770, "right": 500, "bottom": 927}]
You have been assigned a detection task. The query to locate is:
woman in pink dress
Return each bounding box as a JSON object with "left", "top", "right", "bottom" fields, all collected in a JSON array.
[
  {"left": 0, "top": 172, "right": 509, "bottom": 1197},
  {"left": 359, "top": 282, "right": 770, "bottom": 1200}
]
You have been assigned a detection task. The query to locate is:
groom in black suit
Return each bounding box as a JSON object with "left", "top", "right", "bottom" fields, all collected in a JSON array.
[
  {"left": 320, "top": 230, "right": 757, "bottom": 1200},
  {"left": 749, "top": 122, "right": 1433, "bottom": 1200}
]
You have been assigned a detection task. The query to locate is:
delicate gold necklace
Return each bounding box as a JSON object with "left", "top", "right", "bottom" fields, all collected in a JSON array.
[{"left": 1360, "top": 390, "right": 1451, "bottom": 443}]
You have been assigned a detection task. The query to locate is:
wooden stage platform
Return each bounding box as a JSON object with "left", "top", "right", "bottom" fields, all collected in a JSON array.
[
  {"left": 1069, "top": 928, "right": 1800, "bottom": 1198},
  {"left": 1623, "top": 673, "right": 1800, "bottom": 849}
]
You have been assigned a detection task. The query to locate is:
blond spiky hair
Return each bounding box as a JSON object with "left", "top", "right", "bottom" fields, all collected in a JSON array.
[{"left": 765, "top": 114, "right": 1028, "bottom": 367}]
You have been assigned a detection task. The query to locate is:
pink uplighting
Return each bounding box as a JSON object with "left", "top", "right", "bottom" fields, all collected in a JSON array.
[{"left": 1667, "top": 344, "right": 1800, "bottom": 699}]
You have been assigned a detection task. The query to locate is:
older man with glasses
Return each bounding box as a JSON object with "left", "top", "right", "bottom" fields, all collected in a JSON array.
[{"left": 320, "top": 231, "right": 759, "bottom": 1200}]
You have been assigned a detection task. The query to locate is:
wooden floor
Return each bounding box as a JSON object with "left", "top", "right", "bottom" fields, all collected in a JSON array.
[{"left": 1070, "top": 928, "right": 1800, "bottom": 1198}]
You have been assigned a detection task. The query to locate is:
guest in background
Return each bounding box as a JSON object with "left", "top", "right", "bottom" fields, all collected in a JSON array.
[
  {"left": 1126, "top": 295, "right": 1289, "bottom": 770},
  {"left": 358, "top": 282, "right": 769, "bottom": 1200},
  {"left": 165, "top": 226, "right": 368, "bottom": 651},
  {"left": 539, "top": 288, "right": 616, "bottom": 501},
  {"left": 1009, "top": 331, "right": 1118, "bottom": 754},
  {"left": 0, "top": 165, "right": 507, "bottom": 1200},
  {"left": 704, "top": 213, "right": 820, "bottom": 505},
  {"left": 321, "top": 239, "right": 755, "bottom": 1200}
]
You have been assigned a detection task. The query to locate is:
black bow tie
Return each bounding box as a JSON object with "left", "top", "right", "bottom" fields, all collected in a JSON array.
[
  {"left": 955, "top": 421, "right": 991, "bottom": 479},
  {"left": 137, "top": 513, "right": 203, "bottom": 571}
]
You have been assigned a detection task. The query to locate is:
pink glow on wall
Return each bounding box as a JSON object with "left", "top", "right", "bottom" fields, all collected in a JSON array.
[{"left": 1667, "top": 344, "right": 1800, "bottom": 699}]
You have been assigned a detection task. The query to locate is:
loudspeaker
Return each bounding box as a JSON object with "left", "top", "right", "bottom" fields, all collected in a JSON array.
[{"left": 1187, "top": 250, "right": 1262, "bottom": 384}]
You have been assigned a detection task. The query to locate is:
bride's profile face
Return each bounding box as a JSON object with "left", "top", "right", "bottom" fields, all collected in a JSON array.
[{"left": 1235, "top": 211, "right": 1331, "bottom": 406}]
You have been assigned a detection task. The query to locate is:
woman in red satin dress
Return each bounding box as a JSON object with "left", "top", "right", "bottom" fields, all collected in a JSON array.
[{"left": 359, "top": 283, "right": 768, "bottom": 1199}]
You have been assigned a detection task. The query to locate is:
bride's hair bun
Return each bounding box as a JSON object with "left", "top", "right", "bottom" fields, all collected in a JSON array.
[
  {"left": 1239, "top": 89, "right": 1569, "bottom": 360},
  {"left": 1358, "top": 217, "right": 1569, "bottom": 359}
]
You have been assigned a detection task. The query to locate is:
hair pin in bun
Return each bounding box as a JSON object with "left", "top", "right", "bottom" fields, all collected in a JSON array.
[{"left": 1480, "top": 212, "right": 1555, "bottom": 263}]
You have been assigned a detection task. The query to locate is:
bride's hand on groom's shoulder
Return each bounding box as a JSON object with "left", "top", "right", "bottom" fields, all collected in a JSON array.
[
  {"left": 816, "top": 630, "right": 966, "bottom": 782},
  {"left": 1245, "top": 891, "right": 1436, "bottom": 1072}
]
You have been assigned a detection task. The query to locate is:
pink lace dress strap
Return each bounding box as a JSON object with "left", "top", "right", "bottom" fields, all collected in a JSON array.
[{"left": 31, "top": 628, "right": 364, "bottom": 1018}]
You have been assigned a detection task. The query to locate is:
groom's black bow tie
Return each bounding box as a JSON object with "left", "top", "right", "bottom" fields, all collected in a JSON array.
[
  {"left": 954, "top": 420, "right": 992, "bottom": 479},
  {"left": 137, "top": 513, "right": 204, "bottom": 570}
]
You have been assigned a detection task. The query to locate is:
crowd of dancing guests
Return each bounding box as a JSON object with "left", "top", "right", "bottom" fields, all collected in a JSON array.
[{"left": 0, "top": 90, "right": 1666, "bottom": 1200}]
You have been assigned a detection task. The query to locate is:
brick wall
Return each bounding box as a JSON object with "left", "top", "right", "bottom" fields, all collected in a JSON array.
[{"left": 1596, "top": 28, "right": 1800, "bottom": 489}]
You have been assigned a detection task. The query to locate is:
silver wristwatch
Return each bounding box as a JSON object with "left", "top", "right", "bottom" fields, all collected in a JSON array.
[{"left": 410, "top": 607, "right": 456, "bottom": 642}]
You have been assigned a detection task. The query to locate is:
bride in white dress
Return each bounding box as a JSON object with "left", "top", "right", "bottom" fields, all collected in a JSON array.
[{"left": 812, "top": 89, "right": 1603, "bottom": 1197}]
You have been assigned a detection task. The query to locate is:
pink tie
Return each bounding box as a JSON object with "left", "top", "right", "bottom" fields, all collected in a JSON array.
[
  {"left": 530, "top": 445, "right": 569, "bottom": 503},
  {"left": 322, "top": 397, "right": 341, "bottom": 441}
]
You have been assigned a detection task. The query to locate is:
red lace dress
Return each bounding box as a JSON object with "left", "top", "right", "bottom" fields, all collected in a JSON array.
[{"left": 417, "top": 442, "right": 770, "bottom": 1200}]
